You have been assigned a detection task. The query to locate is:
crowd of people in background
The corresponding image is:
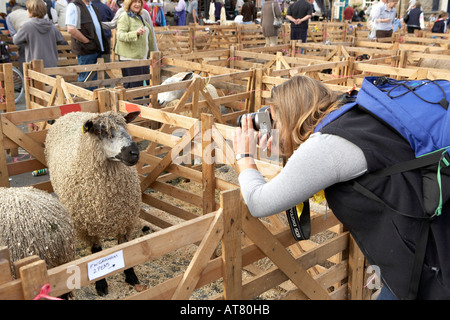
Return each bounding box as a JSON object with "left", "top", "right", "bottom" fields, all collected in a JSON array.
[
  {"left": 346, "top": 0, "right": 450, "bottom": 39},
  {"left": 0, "top": 0, "right": 449, "bottom": 76},
  {"left": 0, "top": 0, "right": 159, "bottom": 87}
]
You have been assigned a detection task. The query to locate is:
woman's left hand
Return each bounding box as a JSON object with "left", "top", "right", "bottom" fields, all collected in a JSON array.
[{"left": 233, "top": 114, "right": 258, "bottom": 158}]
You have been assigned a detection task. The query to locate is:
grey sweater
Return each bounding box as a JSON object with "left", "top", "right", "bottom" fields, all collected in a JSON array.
[
  {"left": 238, "top": 132, "right": 368, "bottom": 217},
  {"left": 13, "top": 18, "right": 66, "bottom": 68}
]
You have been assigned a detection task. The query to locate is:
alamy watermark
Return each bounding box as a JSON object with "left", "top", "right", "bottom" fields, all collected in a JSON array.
[
  {"left": 365, "top": 265, "right": 382, "bottom": 290},
  {"left": 169, "top": 124, "right": 282, "bottom": 171}
]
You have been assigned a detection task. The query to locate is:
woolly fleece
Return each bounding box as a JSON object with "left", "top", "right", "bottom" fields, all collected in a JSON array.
[{"left": 0, "top": 186, "right": 76, "bottom": 273}]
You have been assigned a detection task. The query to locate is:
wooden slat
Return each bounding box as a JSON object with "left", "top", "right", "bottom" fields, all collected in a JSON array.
[
  {"left": 140, "top": 120, "right": 201, "bottom": 192},
  {"left": 1, "top": 116, "right": 46, "bottom": 165},
  {"left": 242, "top": 206, "right": 331, "bottom": 300},
  {"left": 19, "top": 259, "right": 49, "bottom": 300},
  {"left": 221, "top": 189, "right": 242, "bottom": 299},
  {"left": 171, "top": 210, "right": 223, "bottom": 299},
  {"left": 48, "top": 211, "right": 218, "bottom": 297},
  {"left": 201, "top": 113, "right": 215, "bottom": 214},
  {"left": 0, "top": 247, "right": 13, "bottom": 285},
  {"left": 0, "top": 118, "right": 10, "bottom": 187}
]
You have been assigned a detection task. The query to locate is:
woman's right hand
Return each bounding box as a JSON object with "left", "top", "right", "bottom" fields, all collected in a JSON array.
[
  {"left": 136, "top": 26, "right": 145, "bottom": 36},
  {"left": 233, "top": 114, "right": 258, "bottom": 158}
]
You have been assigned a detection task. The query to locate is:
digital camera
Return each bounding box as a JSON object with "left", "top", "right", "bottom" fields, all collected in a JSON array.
[{"left": 236, "top": 106, "right": 273, "bottom": 138}]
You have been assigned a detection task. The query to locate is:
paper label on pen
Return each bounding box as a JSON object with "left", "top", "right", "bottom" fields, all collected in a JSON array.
[{"left": 87, "top": 250, "right": 125, "bottom": 281}]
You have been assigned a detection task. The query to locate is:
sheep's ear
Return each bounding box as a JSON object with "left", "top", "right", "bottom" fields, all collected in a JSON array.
[
  {"left": 182, "top": 72, "right": 194, "bottom": 81},
  {"left": 82, "top": 120, "right": 94, "bottom": 134},
  {"left": 123, "top": 111, "right": 141, "bottom": 124}
]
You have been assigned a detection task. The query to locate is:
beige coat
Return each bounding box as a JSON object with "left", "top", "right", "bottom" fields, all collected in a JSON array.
[{"left": 261, "top": 0, "right": 282, "bottom": 37}]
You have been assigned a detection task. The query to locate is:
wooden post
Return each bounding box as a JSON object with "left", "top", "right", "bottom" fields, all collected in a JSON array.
[
  {"left": 31, "top": 60, "right": 45, "bottom": 109},
  {"left": 2, "top": 64, "right": 15, "bottom": 113},
  {"left": 97, "top": 89, "right": 112, "bottom": 113},
  {"left": 0, "top": 247, "right": 13, "bottom": 285},
  {"left": 276, "top": 52, "right": 282, "bottom": 70},
  {"left": 347, "top": 235, "right": 365, "bottom": 300},
  {"left": 150, "top": 51, "right": 161, "bottom": 108},
  {"left": 0, "top": 117, "right": 10, "bottom": 187},
  {"left": 189, "top": 25, "right": 196, "bottom": 52},
  {"left": 282, "top": 24, "right": 288, "bottom": 45},
  {"left": 191, "top": 77, "right": 201, "bottom": 118},
  {"left": 236, "top": 25, "right": 242, "bottom": 49},
  {"left": 22, "top": 62, "right": 31, "bottom": 111},
  {"left": 229, "top": 45, "right": 236, "bottom": 69},
  {"left": 254, "top": 68, "right": 263, "bottom": 112},
  {"left": 201, "top": 113, "right": 215, "bottom": 214},
  {"left": 19, "top": 259, "right": 49, "bottom": 300},
  {"left": 13, "top": 256, "right": 41, "bottom": 279},
  {"left": 221, "top": 188, "right": 242, "bottom": 299},
  {"left": 96, "top": 58, "right": 105, "bottom": 87},
  {"left": 55, "top": 75, "right": 65, "bottom": 106},
  {"left": 245, "top": 69, "right": 255, "bottom": 113},
  {"left": 110, "top": 88, "right": 123, "bottom": 112}
]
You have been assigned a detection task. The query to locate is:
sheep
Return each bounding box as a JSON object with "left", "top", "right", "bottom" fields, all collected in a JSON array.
[
  {"left": 0, "top": 186, "right": 76, "bottom": 277},
  {"left": 157, "top": 71, "right": 229, "bottom": 115},
  {"left": 418, "top": 58, "right": 450, "bottom": 70},
  {"left": 44, "top": 110, "right": 142, "bottom": 296}
]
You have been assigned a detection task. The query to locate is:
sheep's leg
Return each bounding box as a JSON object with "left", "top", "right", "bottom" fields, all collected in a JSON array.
[
  {"left": 91, "top": 243, "right": 109, "bottom": 296},
  {"left": 118, "top": 234, "right": 140, "bottom": 286}
]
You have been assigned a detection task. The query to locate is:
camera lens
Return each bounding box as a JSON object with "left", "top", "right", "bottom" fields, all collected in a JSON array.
[{"left": 237, "top": 113, "right": 259, "bottom": 130}]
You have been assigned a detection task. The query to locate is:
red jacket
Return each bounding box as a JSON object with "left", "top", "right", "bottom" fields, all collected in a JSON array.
[{"left": 343, "top": 6, "right": 354, "bottom": 20}]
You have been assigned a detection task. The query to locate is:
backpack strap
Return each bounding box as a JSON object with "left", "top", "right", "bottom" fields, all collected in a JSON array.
[
  {"left": 354, "top": 149, "right": 449, "bottom": 218},
  {"left": 358, "top": 150, "right": 444, "bottom": 181}
]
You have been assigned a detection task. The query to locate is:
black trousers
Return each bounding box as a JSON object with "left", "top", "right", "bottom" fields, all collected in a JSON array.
[
  {"left": 291, "top": 27, "right": 308, "bottom": 43},
  {"left": 407, "top": 26, "right": 420, "bottom": 34},
  {"left": 121, "top": 63, "right": 150, "bottom": 89},
  {"left": 375, "top": 29, "right": 393, "bottom": 39}
]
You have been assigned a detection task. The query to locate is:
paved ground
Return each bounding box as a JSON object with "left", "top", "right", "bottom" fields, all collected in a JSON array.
[{"left": 4, "top": 96, "right": 51, "bottom": 188}]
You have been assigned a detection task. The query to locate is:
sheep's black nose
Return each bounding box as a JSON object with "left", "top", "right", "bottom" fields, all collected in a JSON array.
[{"left": 117, "top": 143, "right": 140, "bottom": 166}]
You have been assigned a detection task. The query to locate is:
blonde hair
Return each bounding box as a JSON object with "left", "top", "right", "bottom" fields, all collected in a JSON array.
[
  {"left": 123, "top": 0, "right": 144, "bottom": 14},
  {"left": 268, "top": 75, "right": 343, "bottom": 157},
  {"left": 26, "top": 0, "right": 47, "bottom": 18},
  {"left": 438, "top": 10, "right": 448, "bottom": 18}
]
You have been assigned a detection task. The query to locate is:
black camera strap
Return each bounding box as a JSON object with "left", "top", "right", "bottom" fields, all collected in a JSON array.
[{"left": 286, "top": 201, "right": 311, "bottom": 241}]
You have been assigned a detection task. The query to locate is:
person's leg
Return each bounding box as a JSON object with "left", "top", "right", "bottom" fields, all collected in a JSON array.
[
  {"left": 17, "top": 44, "right": 25, "bottom": 74},
  {"left": 77, "top": 52, "right": 101, "bottom": 82},
  {"left": 269, "top": 35, "right": 278, "bottom": 46},
  {"left": 122, "top": 65, "right": 148, "bottom": 88},
  {"left": 377, "top": 286, "right": 397, "bottom": 300},
  {"left": 103, "top": 38, "right": 111, "bottom": 63},
  {"left": 290, "top": 27, "right": 301, "bottom": 40},
  {"left": 300, "top": 28, "right": 308, "bottom": 43}
]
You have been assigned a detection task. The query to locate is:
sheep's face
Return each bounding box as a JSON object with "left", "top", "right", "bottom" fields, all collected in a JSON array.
[
  {"left": 101, "top": 125, "right": 140, "bottom": 166},
  {"left": 157, "top": 72, "right": 194, "bottom": 106},
  {"left": 83, "top": 111, "right": 141, "bottom": 166}
]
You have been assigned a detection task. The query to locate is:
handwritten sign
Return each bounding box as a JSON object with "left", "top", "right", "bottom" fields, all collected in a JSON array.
[{"left": 87, "top": 250, "right": 125, "bottom": 281}]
